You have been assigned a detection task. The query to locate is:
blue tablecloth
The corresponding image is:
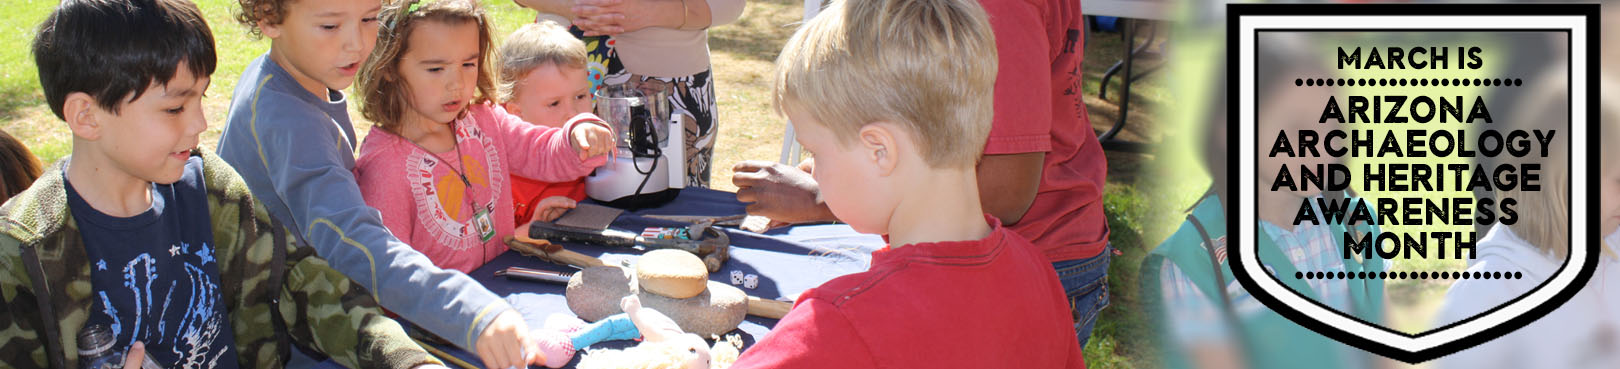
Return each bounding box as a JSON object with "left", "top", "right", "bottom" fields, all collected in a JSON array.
[{"left": 407, "top": 187, "right": 884, "bottom": 368}]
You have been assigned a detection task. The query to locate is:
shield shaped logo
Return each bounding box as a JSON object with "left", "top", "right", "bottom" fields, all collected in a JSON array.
[{"left": 1227, "top": 4, "right": 1599, "bottom": 363}]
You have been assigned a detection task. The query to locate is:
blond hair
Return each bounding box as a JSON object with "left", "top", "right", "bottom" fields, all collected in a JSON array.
[
  {"left": 358, "top": 0, "right": 497, "bottom": 133},
  {"left": 772, "top": 0, "right": 997, "bottom": 168},
  {"left": 1500, "top": 68, "right": 1570, "bottom": 259},
  {"left": 497, "top": 21, "right": 587, "bottom": 103},
  {"left": 1603, "top": 76, "right": 1618, "bottom": 171}
]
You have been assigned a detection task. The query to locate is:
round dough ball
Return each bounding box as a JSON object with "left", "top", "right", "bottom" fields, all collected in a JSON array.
[{"left": 636, "top": 249, "right": 709, "bottom": 299}]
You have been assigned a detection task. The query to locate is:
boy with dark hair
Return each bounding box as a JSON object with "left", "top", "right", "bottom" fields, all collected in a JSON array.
[{"left": 0, "top": 1, "right": 441, "bottom": 368}]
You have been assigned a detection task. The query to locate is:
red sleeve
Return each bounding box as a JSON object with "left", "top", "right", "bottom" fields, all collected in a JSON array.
[
  {"left": 730, "top": 298, "right": 879, "bottom": 369},
  {"left": 981, "top": 0, "right": 1054, "bottom": 155}
]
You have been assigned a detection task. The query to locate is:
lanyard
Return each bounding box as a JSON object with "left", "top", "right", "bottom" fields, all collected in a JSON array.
[
  {"left": 404, "top": 124, "right": 474, "bottom": 191},
  {"left": 397, "top": 122, "right": 498, "bottom": 249}
]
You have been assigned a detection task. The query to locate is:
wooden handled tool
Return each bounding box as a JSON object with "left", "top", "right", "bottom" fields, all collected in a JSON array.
[
  {"left": 527, "top": 220, "right": 732, "bottom": 272},
  {"left": 504, "top": 236, "right": 606, "bottom": 269},
  {"left": 746, "top": 296, "right": 793, "bottom": 319}
]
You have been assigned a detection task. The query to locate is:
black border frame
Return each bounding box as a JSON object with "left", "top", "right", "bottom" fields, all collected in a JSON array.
[
  {"left": 1251, "top": 27, "right": 1574, "bottom": 339},
  {"left": 1225, "top": 3, "right": 1600, "bottom": 364}
]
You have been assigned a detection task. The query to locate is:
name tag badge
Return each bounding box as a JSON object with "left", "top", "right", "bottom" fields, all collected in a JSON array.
[{"left": 474, "top": 208, "right": 496, "bottom": 243}]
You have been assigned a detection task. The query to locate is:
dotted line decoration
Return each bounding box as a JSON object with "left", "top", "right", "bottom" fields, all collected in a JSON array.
[
  {"left": 1295, "top": 78, "right": 1522, "bottom": 87},
  {"left": 1294, "top": 270, "right": 1524, "bottom": 280}
]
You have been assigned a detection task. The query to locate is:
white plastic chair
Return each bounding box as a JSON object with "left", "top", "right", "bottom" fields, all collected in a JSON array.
[{"left": 778, "top": 0, "right": 824, "bottom": 165}]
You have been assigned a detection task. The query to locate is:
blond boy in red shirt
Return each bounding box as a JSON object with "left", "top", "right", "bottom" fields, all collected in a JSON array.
[{"left": 729, "top": 0, "right": 1084, "bottom": 367}]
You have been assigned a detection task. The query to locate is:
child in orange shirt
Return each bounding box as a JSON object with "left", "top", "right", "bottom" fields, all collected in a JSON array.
[{"left": 496, "top": 21, "right": 594, "bottom": 224}]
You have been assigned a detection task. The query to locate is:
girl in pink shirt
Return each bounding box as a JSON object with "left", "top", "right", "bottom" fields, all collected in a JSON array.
[{"left": 353, "top": 0, "right": 613, "bottom": 273}]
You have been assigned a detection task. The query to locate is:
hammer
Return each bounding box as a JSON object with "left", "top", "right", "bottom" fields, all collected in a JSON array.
[{"left": 526, "top": 220, "right": 732, "bottom": 272}]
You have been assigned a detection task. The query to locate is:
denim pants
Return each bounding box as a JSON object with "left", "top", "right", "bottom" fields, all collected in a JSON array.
[{"left": 1051, "top": 244, "right": 1112, "bottom": 349}]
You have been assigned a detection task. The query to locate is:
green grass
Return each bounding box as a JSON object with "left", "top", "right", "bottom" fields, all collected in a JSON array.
[
  {"left": 0, "top": 0, "right": 549, "bottom": 163},
  {"left": 1085, "top": 184, "right": 1172, "bottom": 369},
  {"left": 1, "top": 1, "right": 1162, "bottom": 367},
  {"left": 0, "top": 0, "right": 70, "bottom": 162},
  {"left": 0, "top": 1, "right": 54, "bottom": 115},
  {"left": 1068, "top": 21, "right": 1174, "bottom": 369}
]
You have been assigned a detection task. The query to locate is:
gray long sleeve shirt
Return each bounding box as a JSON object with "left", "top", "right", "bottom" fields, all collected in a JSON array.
[{"left": 217, "top": 54, "right": 511, "bottom": 350}]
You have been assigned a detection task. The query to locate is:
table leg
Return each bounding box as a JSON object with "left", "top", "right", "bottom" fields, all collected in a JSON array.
[{"left": 1097, "top": 19, "right": 1160, "bottom": 153}]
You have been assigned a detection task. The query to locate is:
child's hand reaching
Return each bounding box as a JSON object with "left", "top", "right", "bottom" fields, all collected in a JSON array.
[
  {"left": 529, "top": 196, "right": 577, "bottom": 223},
  {"left": 568, "top": 114, "right": 615, "bottom": 160},
  {"left": 476, "top": 310, "right": 541, "bottom": 369}
]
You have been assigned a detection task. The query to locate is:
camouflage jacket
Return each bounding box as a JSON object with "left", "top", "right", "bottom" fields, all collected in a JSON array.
[{"left": 0, "top": 150, "right": 440, "bottom": 369}]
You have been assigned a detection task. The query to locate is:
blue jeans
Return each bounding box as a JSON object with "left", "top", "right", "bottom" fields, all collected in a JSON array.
[{"left": 1052, "top": 244, "right": 1111, "bottom": 349}]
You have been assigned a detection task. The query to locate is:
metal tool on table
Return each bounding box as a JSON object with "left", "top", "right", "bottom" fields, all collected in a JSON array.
[
  {"left": 492, "top": 266, "right": 574, "bottom": 284},
  {"left": 642, "top": 214, "right": 747, "bottom": 227},
  {"left": 504, "top": 204, "right": 623, "bottom": 269},
  {"left": 645, "top": 213, "right": 783, "bottom": 234},
  {"left": 527, "top": 220, "right": 732, "bottom": 272}
]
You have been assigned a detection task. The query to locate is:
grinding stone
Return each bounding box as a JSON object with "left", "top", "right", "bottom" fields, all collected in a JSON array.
[
  {"left": 565, "top": 266, "right": 749, "bottom": 336},
  {"left": 565, "top": 266, "right": 636, "bottom": 321},
  {"left": 636, "top": 249, "right": 709, "bottom": 299},
  {"left": 638, "top": 281, "right": 748, "bottom": 337}
]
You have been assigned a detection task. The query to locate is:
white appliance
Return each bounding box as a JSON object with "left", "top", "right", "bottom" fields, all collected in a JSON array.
[{"left": 585, "top": 84, "right": 685, "bottom": 208}]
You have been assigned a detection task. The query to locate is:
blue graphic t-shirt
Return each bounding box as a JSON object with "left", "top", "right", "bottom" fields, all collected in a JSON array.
[{"left": 65, "top": 156, "right": 240, "bottom": 369}]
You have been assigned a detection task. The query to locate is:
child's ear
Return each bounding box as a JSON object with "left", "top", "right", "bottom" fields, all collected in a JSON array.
[
  {"left": 62, "top": 92, "right": 103, "bottom": 141},
  {"left": 502, "top": 101, "right": 522, "bottom": 117},
  {"left": 858, "top": 122, "right": 901, "bottom": 176},
  {"left": 257, "top": 18, "right": 282, "bottom": 39}
]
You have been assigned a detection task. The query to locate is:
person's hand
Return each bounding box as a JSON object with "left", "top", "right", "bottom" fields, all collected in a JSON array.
[
  {"left": 513, "top": 221, "right": 540, "bottom": 243},
  {"left": 571, "top": 0, "right": 667, "bottom": 36},
  {"left": 796, "top": 157, "right": 814, "bottom": 175},
  {"left": 475, "top": 310, "right": 540, "bottom": 369},
  {"left": 763, "top": 158, "right": 818, "bottom": 229},
  {"left": 570, "top": 120, "right": 615, "bottom": 160},
  {"left": 732, "top": 160, "right": 837, "bottom": 225},
  {"left": 530, "top": 196, "right": 578, "bottom": 222},
  {"left": 512, "top": 0, "right": 578, "bottom": 17},
  {"left": 122, "top": 342, "right": 147, "bottom": 369}
]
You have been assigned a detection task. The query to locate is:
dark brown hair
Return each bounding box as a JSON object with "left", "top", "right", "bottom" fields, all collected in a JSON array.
[
  {"left": 357, "top": 0, "right": 497, "bottom": 133},
  {"left": 233, "top": 0, "right": 291, "bottom": 37},
  {"left": 33, "top": 0, "right": 217, "bottom": 120},
  {"left": 0, "top": 130, "right": 43, "bottom": 204}
]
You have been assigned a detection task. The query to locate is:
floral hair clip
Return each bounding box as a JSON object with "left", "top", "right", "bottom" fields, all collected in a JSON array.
[{"left": 382, "top": 0, "right": 424, "bottom": 35}]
